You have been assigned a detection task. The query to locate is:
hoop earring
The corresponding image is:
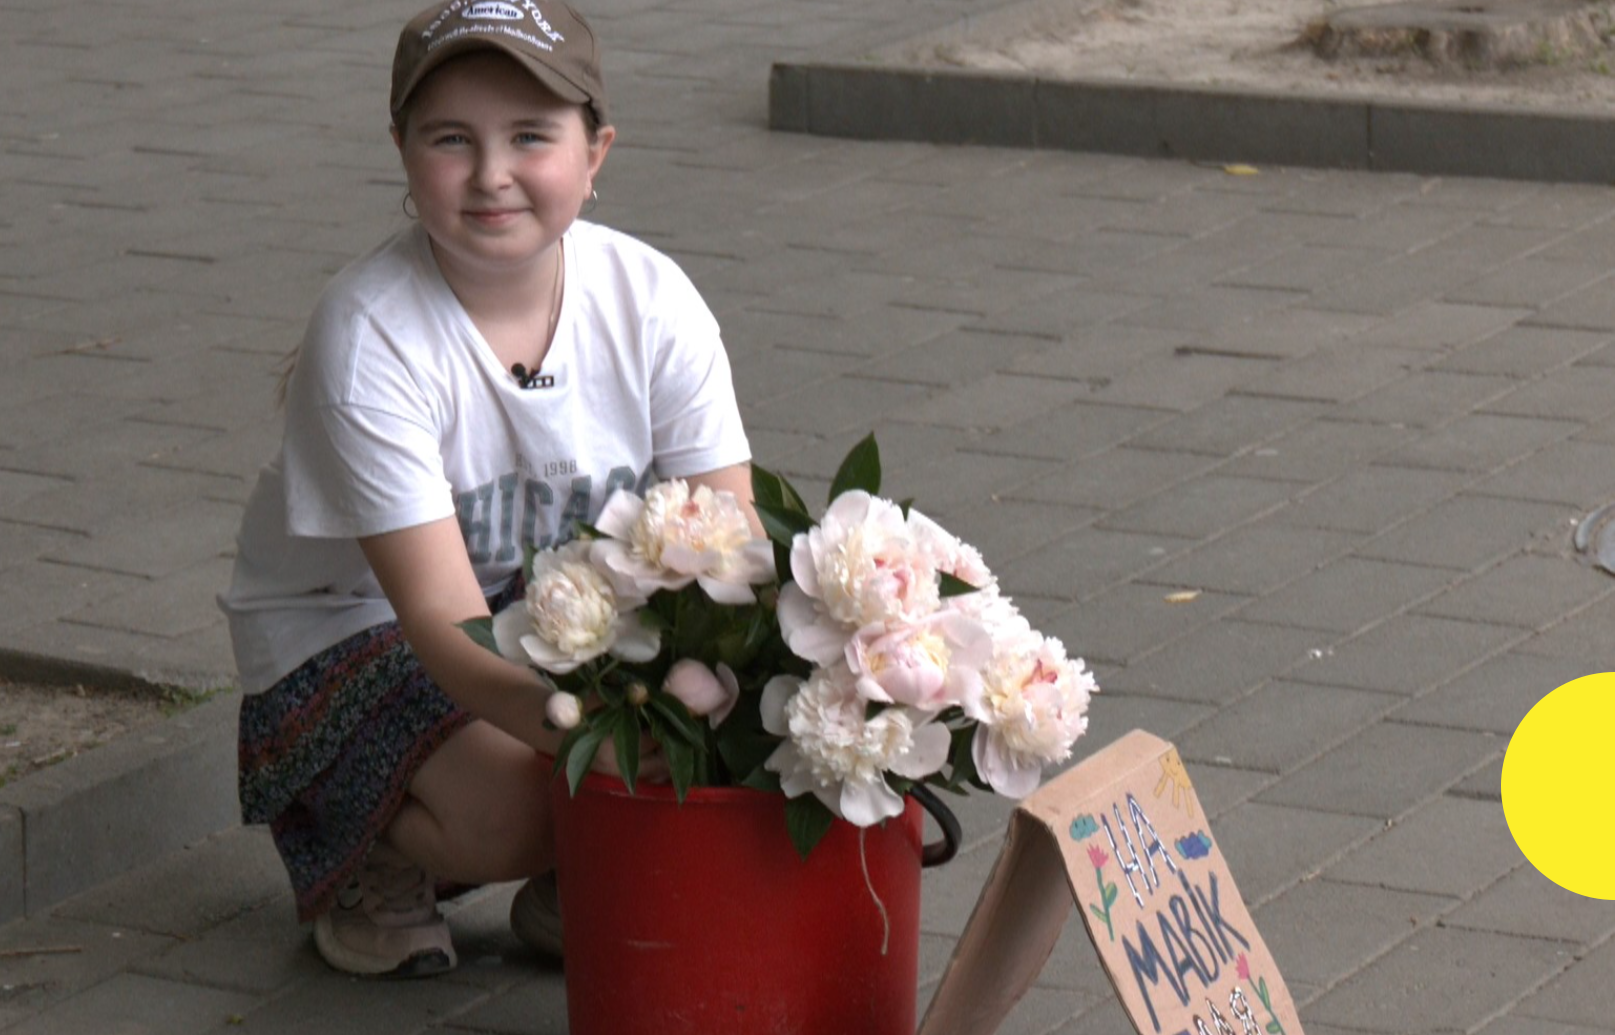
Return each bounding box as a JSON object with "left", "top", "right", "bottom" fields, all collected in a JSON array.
[
  {"left": 401, "top": 191, "right": 418, "bottom": 219},
  {"left": 582, "top": 189, "right": 599, "bottom": 216}
]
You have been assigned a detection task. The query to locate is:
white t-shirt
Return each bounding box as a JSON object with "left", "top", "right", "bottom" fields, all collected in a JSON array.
[{"left": 219, "top": 220, "right": 751, "bottom": 693}]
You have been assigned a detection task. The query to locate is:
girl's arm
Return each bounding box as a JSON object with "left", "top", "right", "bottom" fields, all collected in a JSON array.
[
  {"left": 359, "top": 464, "right": 756, "bottom": 765},
  {"left": 360, "top": 517, "right": 560, "bottom": 753},
  {"left": 685, "top": 461, "right": 762, "bottom": 537},
  {"left": 359, "top": 517, "right": 664, "bottom": 779}
]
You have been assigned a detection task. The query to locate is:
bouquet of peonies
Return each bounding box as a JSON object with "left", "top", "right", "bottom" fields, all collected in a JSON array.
[{"left": 463, "top": 436, "right": 1098, "bottom": 857}]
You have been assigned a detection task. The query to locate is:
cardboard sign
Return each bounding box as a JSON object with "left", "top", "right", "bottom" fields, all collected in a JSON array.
[{"left": 918, "top": 730, "right": 1304, "bottom": 1035}]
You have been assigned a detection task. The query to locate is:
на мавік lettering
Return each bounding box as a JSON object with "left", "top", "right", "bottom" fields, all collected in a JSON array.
[{"left": 1105, "top": 793, "right": 1252, "bottom": 1034}]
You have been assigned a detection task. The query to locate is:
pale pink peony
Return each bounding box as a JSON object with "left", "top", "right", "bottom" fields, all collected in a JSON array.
[
  {"left": 950, "top": 585, "right": 1032, "bottom": 642},
  {"left": 760, "top": 665, "right": 950, "bottom": 826},
  {"left": 662, "top": 658, "right": 741, "bottom": 727},
  {"left": 909, "top": 508, "right": 995, "bottom": 590},
  {"left": 844, "top": 611, "right": 992, "bottom": 711},
  {"left": 965, "top": 634, "right": 1097, "bottom": 798},
  {"left": 592, "top": 481, "right": 773, "bottom": 605},
  {"left": 490, "top": 541, "right": 660, "bottom": 675},
  {"left": 779, "top": 491, "right": 941, "bottom": 666}
]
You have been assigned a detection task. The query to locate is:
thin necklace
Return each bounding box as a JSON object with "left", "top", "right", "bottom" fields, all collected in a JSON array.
[
  {"left": 512, "top": 244, "right": 565, "bottom": 389},
  {"left": 546, "top": 242, "right": 564, "bottom": 347}
]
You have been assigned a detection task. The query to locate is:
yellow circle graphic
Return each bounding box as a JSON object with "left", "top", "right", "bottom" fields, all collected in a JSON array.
[{"left": 1501, "top": 672, "right": 1615, "bottom": 900}]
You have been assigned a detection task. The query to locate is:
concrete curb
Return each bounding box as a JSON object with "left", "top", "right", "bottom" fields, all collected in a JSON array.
[
  {"left": 0, "top": 667, "right": 240, "bottom": 926},
  {"left": 769, "top": 38, "right": 1615, "bottom": 184}
]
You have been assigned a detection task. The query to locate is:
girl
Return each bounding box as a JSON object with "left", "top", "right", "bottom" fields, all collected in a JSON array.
[{"left": 219, "top": 0, "right": 755, "bottom": 978}]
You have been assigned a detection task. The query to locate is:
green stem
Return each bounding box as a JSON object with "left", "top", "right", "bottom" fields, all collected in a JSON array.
[
  {"left": 1092, "top": 867, "right": 1114, "bottom": 941},
  {"left": 1250, "top": 977, "right": 1284, "bottom": 1035}
]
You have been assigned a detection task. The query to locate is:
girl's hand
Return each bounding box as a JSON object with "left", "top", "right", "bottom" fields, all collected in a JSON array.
[{"left": 591, "top": 731, "right": 671, "bottom": 784}]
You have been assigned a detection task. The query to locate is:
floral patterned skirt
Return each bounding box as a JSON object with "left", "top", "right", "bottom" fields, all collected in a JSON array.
[{"left": 238, "top": 583, "right": 521, "bottom": 922}]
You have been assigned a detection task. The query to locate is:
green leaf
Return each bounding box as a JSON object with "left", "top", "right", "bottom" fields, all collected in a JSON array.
[
  {"left": 739, "top": 766, "right": 782, "bottom": 793},
  {"left": 778, "top": 472, "right": 810, "bottom": 517},
  {"left": 1089, "top": 903, "right": 1108, "bottom": 924},
  {"left": 713, "top": 630, "right": 749, "bottom": 668},
  {"left": 1265, "top": 1023, "right": 1282, "bottom": 1035},
  {"left": 612, "top": 710, "right": 640, "bottom": 794},
  {"left": 751, "top": 463, "right": 787, "bottom": 510},
  {"left": 946, "top": 725, "right": 979, "bottom": 790},
  {"left": 743, "top": 606, "right": 776, "bottom": 653},
  {"left": 784, "top": 795, "right": 836, "bottom": 860},
  {"left": 745, "top": 469, "right": 810, "bottom": 582},
  {"left": 754, "top": 500, "right": 814, "bottom": 548},
  {"left": 773, "top": 541, "right": 794, "bottom": 588},
  {"left": 938, "top": 571, "right": 981, "bottom": 598},
  {"left": 1103, "top": 883, "right": 1118, "bottom": 907},
  {"left": 753, "top": 464, "right": 810, "bottom": 514},
  {"left": 574, "top": 521, "right": 606, "bottom": 540},
  {"left": 456, "top": 616, "right": 501, "bottom": 656},
  {"left": 551, "top": 725, "right": 586, "bottom": 790},
  {"left": 645, "top": 693, "right": 703, "bottom": 746},
  {"left": 714, "top": 714, "right": 778, "bottom": 783},
  {"left": 662, "top": 734, "right": 696, "bottom": 802},
  {"left": 637, "top": 606, "right": 672, "bottom": 633},
  {"left": 565, "top": 722, "right": 610, "bottom": 795},
  {"left": 828, "top": 433, "right": 881, "bottom": 501}
]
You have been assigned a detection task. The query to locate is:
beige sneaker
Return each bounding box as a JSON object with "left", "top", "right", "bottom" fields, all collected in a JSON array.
[
  {"left": 509, "top": 873, "right": 563, "bottom": 960},
  {"left": 313, "top": 843, "right": 457, "bottom": 978}
]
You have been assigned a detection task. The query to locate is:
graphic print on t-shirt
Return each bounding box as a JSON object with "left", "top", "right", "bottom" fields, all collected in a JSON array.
[{"left": 453, "top": 463, "right": 644, "bottom": 564}]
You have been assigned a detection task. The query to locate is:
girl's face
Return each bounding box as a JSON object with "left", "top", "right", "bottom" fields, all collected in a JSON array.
[{"left": 395, "top": 52, "right": 613, "bottom": 285}]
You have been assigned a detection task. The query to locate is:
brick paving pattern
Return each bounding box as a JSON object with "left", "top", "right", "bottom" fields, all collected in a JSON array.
[{"left": 3, "top": 0, "right": 1614, "bottom": 1030}]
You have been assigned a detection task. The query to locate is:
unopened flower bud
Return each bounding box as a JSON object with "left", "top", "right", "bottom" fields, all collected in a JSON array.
[
  {"left": 627, "top": 680, "right": 650, "bottom": 707},
  {"left": 663, "top": 659, "right": 741, "bottom": 727},
  {"left": 545, "top": 691, "right": 582, "bottom": 730}
]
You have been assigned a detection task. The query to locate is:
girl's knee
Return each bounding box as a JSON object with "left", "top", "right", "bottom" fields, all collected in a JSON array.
[
  {"left": 450, "top": 772, "right": 554, "bottom": 876},
  {"left": 404, "top": 722, "right": 556, "bottom": 878}
]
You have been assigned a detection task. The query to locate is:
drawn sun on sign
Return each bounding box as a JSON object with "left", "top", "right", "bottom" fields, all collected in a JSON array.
[{"left": 1154, "top": 749, "right": 1195, "bottom": 818}]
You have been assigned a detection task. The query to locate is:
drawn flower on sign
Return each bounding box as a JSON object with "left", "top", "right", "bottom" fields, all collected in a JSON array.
[
  {"left": 1086, "top": 843, "right": 1119, "bottom": 942},
  {"left": 1175, "top": 831, "right": 1213, "bottom": 860},
  {"left": 1235, "top": 953, "right": 1286, "bottom": 1035}
]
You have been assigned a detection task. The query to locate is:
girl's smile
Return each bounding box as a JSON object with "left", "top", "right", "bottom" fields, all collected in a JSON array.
[{"left": 465, "top": 207, "right": 531, "bottom": 228}]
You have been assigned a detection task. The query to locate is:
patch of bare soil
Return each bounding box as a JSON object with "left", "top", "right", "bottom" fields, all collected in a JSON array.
[
  {"left": 897, "top": 0, "right": 1615, "bottom": 115},
  {"left": 0, "top": 679, "right": 179, "bottom": 788}
]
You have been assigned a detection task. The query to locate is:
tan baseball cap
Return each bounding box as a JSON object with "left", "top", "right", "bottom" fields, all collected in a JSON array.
[{"left": 390, "top": 0, "right": 608, "bottom": 128}]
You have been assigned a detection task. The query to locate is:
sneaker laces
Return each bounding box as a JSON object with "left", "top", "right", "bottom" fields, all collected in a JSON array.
[{"left": 359, "top": 846, "right": 436, "bottom": 923}]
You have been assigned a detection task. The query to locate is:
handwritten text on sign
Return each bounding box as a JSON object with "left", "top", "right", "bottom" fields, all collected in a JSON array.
[{"left": 1064, "top": 747, "right": 1300, "bottom": 1035}]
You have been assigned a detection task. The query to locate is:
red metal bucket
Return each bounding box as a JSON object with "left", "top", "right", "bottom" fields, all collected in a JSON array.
[{"left": 551, "top": 775, "right": 927, "bottom": 1035}]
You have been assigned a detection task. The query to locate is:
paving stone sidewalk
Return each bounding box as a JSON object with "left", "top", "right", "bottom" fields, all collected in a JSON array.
[{"left": 5, "top": 0, "right": 1615, "bottom": 1030}]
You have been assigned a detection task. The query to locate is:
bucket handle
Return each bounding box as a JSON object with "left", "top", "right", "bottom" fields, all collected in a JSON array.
[{"left": 912, "top": 784, "right": 962, "bottom": 868}]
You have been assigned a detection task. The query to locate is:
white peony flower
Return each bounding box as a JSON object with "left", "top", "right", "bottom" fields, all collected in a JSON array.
[
  {"left": 844, "top": 612, "right": 992, "bottom": 711},
  {"left": 779, "top": 491, "right": 941, "bottom": 666},
  {"left": 592, "top": 481, "right": 774, "bottom": 605},
  {"left": 490, "top": 541, "right": 660, "bottom": 675},
  {"left": 965, "top": 635, "right": 1097, "bottom": 798},
  {"left": 761, "top": 665, "right": 950, "bottom": 826}
]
